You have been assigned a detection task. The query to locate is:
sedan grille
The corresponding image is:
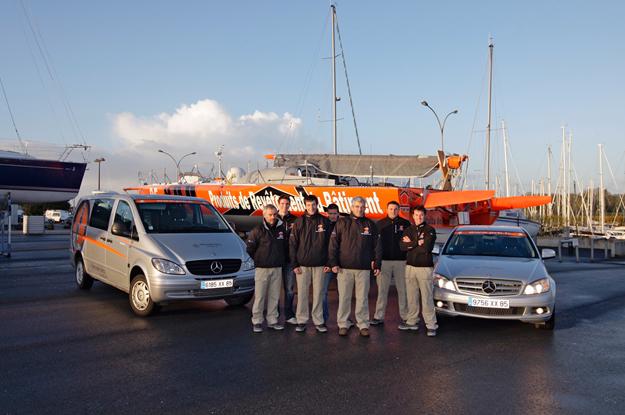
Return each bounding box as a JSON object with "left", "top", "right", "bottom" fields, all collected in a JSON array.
[
  {"left": 455, "top": 278, "right": 522, "bottom": 296},
  {"left": 453, "top": 303, "right": 524, "bottom": 316},
  {"left": 186, "top": 259, "right": 242, "bottom": 275}
]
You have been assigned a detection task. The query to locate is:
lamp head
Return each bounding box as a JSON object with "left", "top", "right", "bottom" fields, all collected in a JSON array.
[{"left": 420, "top": 100, "right": 429, "bottom": 107}]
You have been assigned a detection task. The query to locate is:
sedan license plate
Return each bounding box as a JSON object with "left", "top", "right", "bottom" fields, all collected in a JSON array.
[
  {"left": 201, "top": 279, "right": 233, "bottom": 290},
  {"left": 468, "top": 297, "right": 510, "bottom": 309}
]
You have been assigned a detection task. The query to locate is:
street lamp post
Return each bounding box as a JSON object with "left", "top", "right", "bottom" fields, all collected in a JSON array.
[
  {"left": 420, "top": 100, "right": 458, "bottom": 153},
  {"left": 94, "top": 158, "right": 106, "bottom": 191},
  {"left": 157, "top": 149, "right": 197, "bottom": 182}
]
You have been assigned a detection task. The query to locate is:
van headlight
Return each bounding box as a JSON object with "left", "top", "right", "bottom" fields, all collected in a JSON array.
[
  {"left": 523, "top": 278, "right": 550, "bottom": 295},
  {"left": 434, "top": 273, "right": 456, "bottom": 291},
  {"left": 151, "top": 258, "right": 185, "bottom": 275},
  {"left": 241, "top": 255, "right": 255, "bottom": 271}
]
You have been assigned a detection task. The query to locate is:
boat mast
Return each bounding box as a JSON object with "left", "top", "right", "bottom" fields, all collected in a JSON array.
[
  {"left": 567, "top": 131, "right": 573, "bottom": 226},
  {"left": 560, "top": 127, "right": 566, "bottom": 227},
  {"left": 599, "top": 144, "right": 605, "bottom": 234},
  {"left": 331, "top": 5, "right": 338, "bottom": 155},
  {"left": 485, "top": 37, "right": 494, "bottom": 189},
  {"left": 501, "top": 120, "right": 510, "bottom": 197},
  {"left": 547, "top": 145, "right": 553, "bottom": 218}
]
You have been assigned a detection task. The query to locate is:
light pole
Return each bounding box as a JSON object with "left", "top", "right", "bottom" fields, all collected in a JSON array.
[
  {"left": 94, "top": 158, "right": 106, "bottom": 191},
  {"left": 420, "top": 100, "right": 458, "bottom": 153},
  {"left": 157, "top": 149, "right": 197, "bottom": 182}
]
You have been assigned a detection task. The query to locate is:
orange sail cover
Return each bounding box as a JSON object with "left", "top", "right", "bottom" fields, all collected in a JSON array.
[
  {"left": 490, "top": 195, "right": 552, "bottom": 210},
  {"left": 424, "top": 190, "right": 495, "bottom": 208}
]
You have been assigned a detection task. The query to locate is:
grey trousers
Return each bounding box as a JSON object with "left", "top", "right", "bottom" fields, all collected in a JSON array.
[
  {"left": 405, "top": 265, "right": 438, "bottom": 330},
  {"left": 373, "top": 260, "right": 408, "bottom": 321},
  {"left": 251, "top": 267, "right": 282, "bottom": 325},
  {"left": 337, "top": 268, "right": 371, "bottom": 330},
  {"left": 296, "top": 266, "right": 326, "bottom": 325}
]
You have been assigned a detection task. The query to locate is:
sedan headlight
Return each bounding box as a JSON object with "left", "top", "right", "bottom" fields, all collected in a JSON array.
[
  {"left": 151, "top": 258, "right": 185, "bottom": 275},
  {"left": 434, "top": 273, "right": 456, "bottom": 291},
  {"left": 241, "top": 254, "right": 255, "bottom": 271},
  {"left": 523, "top": 278, "right": 550, "bottom": 295}
]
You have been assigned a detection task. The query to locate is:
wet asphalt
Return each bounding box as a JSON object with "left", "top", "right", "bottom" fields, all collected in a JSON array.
[{"left": 1, "top": 231, "right": 625, "bottom": 414}]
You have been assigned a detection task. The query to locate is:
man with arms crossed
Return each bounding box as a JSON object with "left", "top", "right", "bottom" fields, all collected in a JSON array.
[
  {"left": 328, "top": 197, "right": 382, "bottom": 337},
  {"left": 246, "top": 204, "right": 288, "bottom": 333},
  {"left": 371, "top": 201, "right": 411, "bottom": 328},
  {"left": 290, "top": 195, "right": 332, "bottom": 333},
  {"left": 277, "top": 194, "right": 297, "bottom": 325},
  {"left": 400, "top": 205, "right": 438, "bottom": 337}
]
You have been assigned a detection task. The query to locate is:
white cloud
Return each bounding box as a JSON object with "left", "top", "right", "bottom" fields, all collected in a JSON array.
[{"left": 78, "top": 98, "right": 324, "bottom": 195}]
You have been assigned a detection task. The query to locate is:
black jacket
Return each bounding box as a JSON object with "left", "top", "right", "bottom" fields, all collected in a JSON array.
[
  {"left": 289, "top": 213, "right": 332, "bottom": 268},
  {"left": 400, "top": 222, "right": 437, "bottom": 267},
  {"left": 377, "top": 216, "right": 411, "bottom": 261},
  {"left": 278, "top": 212, "right": 297, "bottom": 261},
  {"left": 328, "top": 215, "right": 382, "bottom": 270},
  {"left": 246, "top": 219, "right": 288, "bottom": 268}
]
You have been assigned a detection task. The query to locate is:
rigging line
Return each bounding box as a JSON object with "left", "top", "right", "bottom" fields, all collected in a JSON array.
[
  {"left": 0, "top": 75, "right": 26, "bottom": 153},
  {"left": 19, "top": 19, "right": 68, "bottom": 145},
  {"left": 334, "top": 13, "right": 362, "bottom": 155},
  {"left": 20, "top": 0, "right": 87, "bottom": 146},
  {"left": 278, "top": 8, "right": 330, "bottom": 155},
  {"left": 602, "top": 149, "right": 625, "bottom": 225}
]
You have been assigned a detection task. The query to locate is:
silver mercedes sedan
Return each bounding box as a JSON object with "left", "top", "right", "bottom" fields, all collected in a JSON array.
[{"left": 433, "top": 225, "right": 556, "bottom": 330}]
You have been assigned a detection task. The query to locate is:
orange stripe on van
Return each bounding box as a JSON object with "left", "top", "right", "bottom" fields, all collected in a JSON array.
[{"left": 80, "top": 235, "right": 125, "bottom": 258}]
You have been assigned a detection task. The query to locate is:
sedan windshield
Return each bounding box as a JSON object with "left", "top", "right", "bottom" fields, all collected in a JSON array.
[
  {"left": 135, "top": 201, "right": 231, "bottom": 234},
  {"left": 443, "top": 230, "right": 538, "bottom": 258}
]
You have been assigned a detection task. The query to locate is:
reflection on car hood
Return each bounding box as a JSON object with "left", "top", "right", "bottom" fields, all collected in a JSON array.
[
  {"left": 149, "top": 232, "right": 245, "bottom": 263},
  {"left": 435, "top": 255, "right": 547, "bottom": 282}
]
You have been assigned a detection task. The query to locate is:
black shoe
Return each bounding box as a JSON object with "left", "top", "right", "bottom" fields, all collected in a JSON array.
[
  {"left": 370, "top": 318, "right": 384, "bottom": 326},
  {"left": 295, "top": 324, "right": 306, "bottom": 333},
  {"left": 427, "top": 329, "right": 437, "bottom": 337}
]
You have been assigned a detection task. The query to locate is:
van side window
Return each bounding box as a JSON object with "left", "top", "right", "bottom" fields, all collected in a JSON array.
[
  {"left": 72, "top": 201, "right": 90, "bottom": 236},
  {"left": 89, "top": 199, "right": 114, "bottom": 230},
  {"left": 113, "top": 201, "right": 134, "bottom": 237}
]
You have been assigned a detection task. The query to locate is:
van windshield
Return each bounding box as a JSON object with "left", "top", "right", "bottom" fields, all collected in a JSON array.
[{"left": 135, "top": 201, "right": 231, "bottom": 234}]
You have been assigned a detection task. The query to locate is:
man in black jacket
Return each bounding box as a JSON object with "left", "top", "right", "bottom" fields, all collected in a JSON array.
[
  {"left": 246, "top": 204, "right": 288, "bottom": 333},
  {"left": 277, "top": 194, "right": 297, "bottom": 325},
  {"left": 290, "top": 195, "right": 332, "bottom": 333},
  {"left": 371, "top": 201, "right": 411, "bottom": 327},
  {"left": 400, "top": 205, "right": 438, "bottom": 336},
  {"left": 322, "top": 203, "right": 340, "bottom": 323},
  {"left": 328, "top": 196, "right": 382, "bottom": 337}
]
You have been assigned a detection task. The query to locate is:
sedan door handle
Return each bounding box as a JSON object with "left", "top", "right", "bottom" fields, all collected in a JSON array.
[
  {"left": 99, "top": 236, "right": 106, "bottom": 241},
  {"left": 106, "top": 239, "right": 113, "bottom": 244}
]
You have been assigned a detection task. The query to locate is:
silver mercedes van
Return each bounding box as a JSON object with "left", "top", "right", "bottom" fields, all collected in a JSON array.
[{"left": 70, "top": 193, "right": 255, "bottom": 316}]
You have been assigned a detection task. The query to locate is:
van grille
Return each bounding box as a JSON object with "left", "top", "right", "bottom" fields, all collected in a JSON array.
[
  {"left": 186, "top": 259, "right": 242, "bottom": 275},
  {"left": 455, "top": 278, "right": 522, "bottom": 296},
  {"left": 453, "top": 303, "right": 524, "bottom": 316}
]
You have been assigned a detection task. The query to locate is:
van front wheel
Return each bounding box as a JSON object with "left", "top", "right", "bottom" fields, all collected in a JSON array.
[
  {"left": 75, "top": 258, "right": 93, "bottom": 290},
  {"left": 129, "top": 275, "right": 158, "bottom": 317}
]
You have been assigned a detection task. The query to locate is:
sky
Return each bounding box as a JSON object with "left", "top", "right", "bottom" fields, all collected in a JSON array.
[{"left": 1, "top": 0, "right": 624, "bottom": 194}]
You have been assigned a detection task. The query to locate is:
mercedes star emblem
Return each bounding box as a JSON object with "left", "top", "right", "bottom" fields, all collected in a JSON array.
[
  {"left": 482, "top": 280, "right": 497, "bottom": 294},
  {"left": 210, "top": 261, "right": 223, "bottom": 274}
]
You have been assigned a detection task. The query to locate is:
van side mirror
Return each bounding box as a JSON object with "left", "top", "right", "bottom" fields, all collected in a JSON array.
[
  {"left": 541, "top": 248, "right": 556, "bottom": 260},
  {"left": 111, "top": 220, "right": 131, "bottom": 238},
  {"left": 432, "top": 244, "right": 441, "bottom": 255},
  {"left": 131, "top": 225, "right": 139, "bottom": 241}
]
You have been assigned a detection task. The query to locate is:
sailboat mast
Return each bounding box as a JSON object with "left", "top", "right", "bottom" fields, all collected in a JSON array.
[
  {"left": 547, "top": 145, "right": 553, "bottom": 218},
  {"left": 502, "top": 120, "right": 510, "bottom": 197},
  {"left": 485, "top": 37, "right": 494, "bottom": 189},
  {"left": 599, "top": 144, "right": 605, "bottom": 234},
  {"left": 331, "top": 5, "right": 338, "bottom": 155}
]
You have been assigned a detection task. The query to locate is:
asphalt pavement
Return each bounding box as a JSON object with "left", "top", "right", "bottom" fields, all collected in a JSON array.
[{"left": 1, "top": 231, "right": 625, "bottom": 414}]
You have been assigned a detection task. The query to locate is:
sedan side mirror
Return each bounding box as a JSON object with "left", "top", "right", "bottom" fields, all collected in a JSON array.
[{"left": 541, "top": 248, "right": 556, "bottom": 260}]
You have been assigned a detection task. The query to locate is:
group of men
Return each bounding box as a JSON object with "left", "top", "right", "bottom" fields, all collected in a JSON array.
[{"left": 245, "top": 193, "right": 438, "bottom": 337}]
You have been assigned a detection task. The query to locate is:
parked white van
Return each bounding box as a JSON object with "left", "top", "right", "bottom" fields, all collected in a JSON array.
[{"left": 70, "top": 193, "right": 255, "bottom": 316}]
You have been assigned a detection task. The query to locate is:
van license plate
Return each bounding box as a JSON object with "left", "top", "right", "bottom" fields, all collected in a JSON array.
[
  {"left": 201, "top": 279, "right": 234, "bottom": 289},
  {"left": 468, "top": 297, "right": 510, "bottom": 309}
]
